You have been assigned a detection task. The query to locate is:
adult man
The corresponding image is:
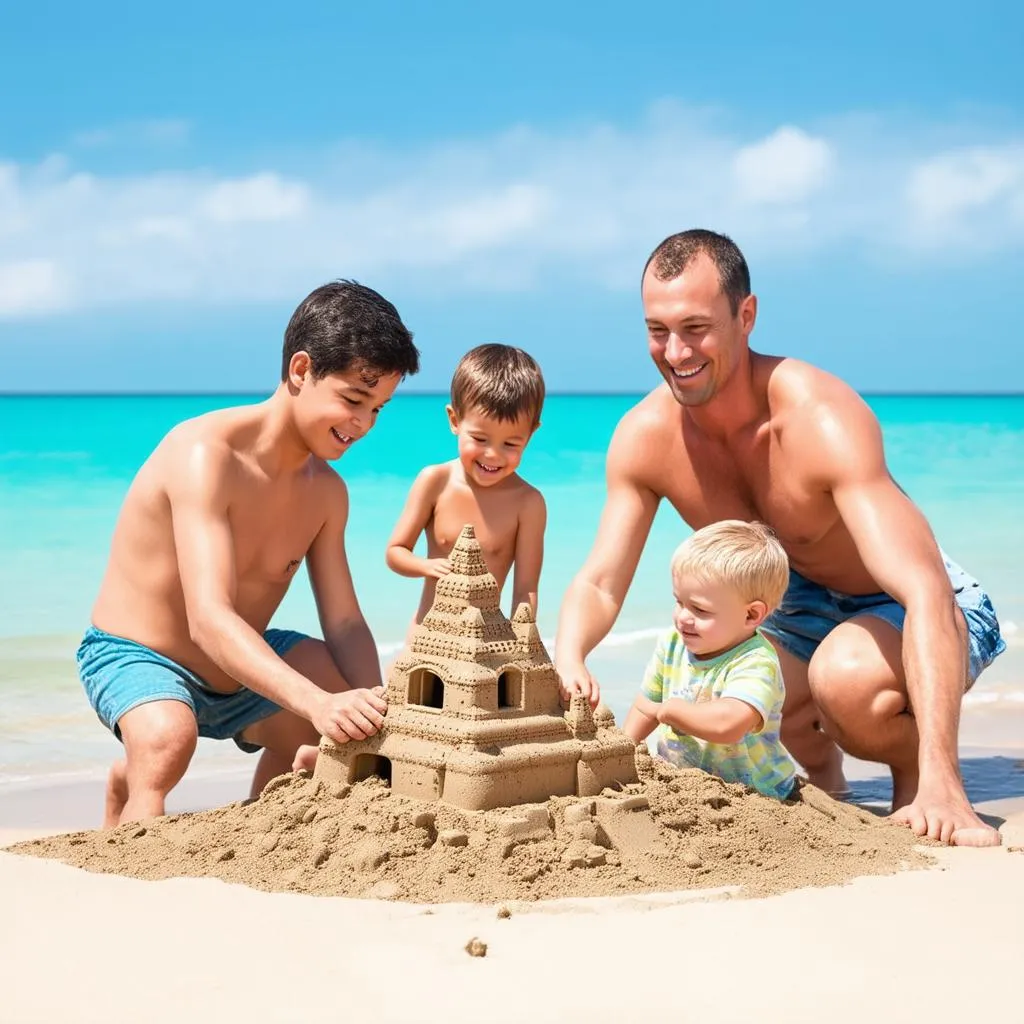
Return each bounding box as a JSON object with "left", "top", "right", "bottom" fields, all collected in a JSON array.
[
  {"left": 555, "top": 230, "right": 1005, "bottom": 847},
  {"left": 78, "top": 281, "right": 420, "bottom": 826}
]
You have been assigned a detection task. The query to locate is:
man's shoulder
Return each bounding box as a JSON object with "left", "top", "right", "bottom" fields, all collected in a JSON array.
[
  {"left": 616, "top": 384, "right": 678, "bottom": 438},
  {"left": 766, "top": 357, "right": 871, "bottom": 419},
  {"left": 764, "top": 357, "right": 880, "bottom": 454}
]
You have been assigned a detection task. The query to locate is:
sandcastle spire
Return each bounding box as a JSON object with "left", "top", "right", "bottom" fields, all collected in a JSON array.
[{"left": 511, "top": 601, "right": 550, "bottom": 662}]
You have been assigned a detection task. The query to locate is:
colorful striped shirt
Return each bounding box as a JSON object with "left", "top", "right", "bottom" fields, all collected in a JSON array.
[{"left": 640, "top": 629, "right": 797, "bottom": 800}]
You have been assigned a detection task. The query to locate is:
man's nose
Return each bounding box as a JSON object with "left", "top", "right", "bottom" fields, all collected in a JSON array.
[{"left": 665, "top": 333, "right": 693, "bottom": 365}]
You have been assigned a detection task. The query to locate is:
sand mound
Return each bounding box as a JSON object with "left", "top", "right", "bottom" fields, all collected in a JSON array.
[{"left": 10, "top": 749, "right": 931, "bottom": 903}]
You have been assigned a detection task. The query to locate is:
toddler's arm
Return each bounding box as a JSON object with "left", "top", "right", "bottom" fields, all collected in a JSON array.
[
  {"left": 657, "top": 697, "right": 762, "bottom": 745},
  {"left": 385, "top": 467, "right": 453, "bottom": 579},
  {"left": 511, "top": 489, "right": 546, "bottom": 615},
  {"left": 623, "top": 694, "right": 661, "bottom": 744}
]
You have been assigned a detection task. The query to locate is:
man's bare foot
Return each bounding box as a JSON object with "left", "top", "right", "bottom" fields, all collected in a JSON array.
[
  {"left": 292, "top": 744, "right": 319, "bottom": 774},
  {"left": 890, "top": 764, "right": 919, "bottom": 813},
  {"left": 890, "top": 780, "right": 1002, "bottom": 847},
  {"left": 103, "top": 759, "right": 129, "bottom": 829}
]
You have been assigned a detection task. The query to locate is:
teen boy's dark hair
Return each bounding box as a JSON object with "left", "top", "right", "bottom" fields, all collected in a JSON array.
[{"left": 281, "top": 280, "right": 420, "bottom": 381}]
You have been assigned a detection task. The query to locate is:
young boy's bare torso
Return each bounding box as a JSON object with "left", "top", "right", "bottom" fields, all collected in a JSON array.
[
  {"left": 91, "top": 405, "right": 340, "bottom": 691},
  {"left": 393, "top": 460, "right": 545, "bottom": 622}
]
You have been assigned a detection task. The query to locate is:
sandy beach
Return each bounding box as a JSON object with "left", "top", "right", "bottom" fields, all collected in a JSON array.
[{"left": 3, "top": 745, "right": 1022, "bottom": 1024}]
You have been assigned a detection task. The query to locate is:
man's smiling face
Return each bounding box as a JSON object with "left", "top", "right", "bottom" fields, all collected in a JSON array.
[{"left": 643, "top": 253, "right": 755, "bottom": 408}]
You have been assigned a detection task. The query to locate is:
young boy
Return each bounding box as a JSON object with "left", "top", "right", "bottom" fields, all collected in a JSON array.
[
  {"left": 77, "top": 280, "right": 419, "bottom": 825},
  {"left": 386, "top": 343, "right": 547, "bottom": 621},
  {"left": 623, "top": 520, "right": 798, "bottom": 800}
]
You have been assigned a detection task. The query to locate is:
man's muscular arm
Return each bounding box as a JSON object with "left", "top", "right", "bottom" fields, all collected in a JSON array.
[
  {"left": 804, "top": 389, "right": 993, "bottom": 844},
  {"left": 169, "top": 443, "right": 377, "bottom": 746},
  {"left": 555, "top": 413, "right": 660, "bottom": 707}
]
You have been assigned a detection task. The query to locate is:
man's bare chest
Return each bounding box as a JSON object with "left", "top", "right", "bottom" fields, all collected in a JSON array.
[{"left": 658, "top": 442, "right": 836, "bottom": 548}]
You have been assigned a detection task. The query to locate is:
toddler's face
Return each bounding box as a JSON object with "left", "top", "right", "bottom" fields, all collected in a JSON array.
[
  {"left": 671, "top": 572, "right": 767, "bottom": 659},
  {"left": 447, "top": 405, "right": 535, "bottom": 488}
]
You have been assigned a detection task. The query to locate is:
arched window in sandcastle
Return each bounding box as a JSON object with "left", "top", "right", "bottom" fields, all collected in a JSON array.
[
  {"left": 497, "top": 667, "right": 524, "bottom": 710},
  {"left": 352, "top": 753, "right": 392, "bottom": 785},
  {"left": 407, "top": 667, "right": 445, "bottom": 709}
]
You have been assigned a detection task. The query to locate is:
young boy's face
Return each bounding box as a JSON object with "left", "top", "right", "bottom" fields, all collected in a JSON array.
[
  {"left": 447, "top": 405, "right": 536, "bottom": 488},
  {"left": 671, "top": 572, "right": 767, "bottom": 659}
]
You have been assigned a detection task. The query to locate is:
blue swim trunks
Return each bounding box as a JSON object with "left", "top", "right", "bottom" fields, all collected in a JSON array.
[
  {"left": 761, "top": 555, "right": 1005, "bottom": 685},
  {"left": 77, "top": 626, "right": 310, "bottom": 752}
]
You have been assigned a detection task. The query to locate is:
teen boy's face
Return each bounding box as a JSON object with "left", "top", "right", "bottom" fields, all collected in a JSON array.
[
  {"left": 447, "top": 405, "right": 536, "bottom": 488},
  {"left": 671, "top": 572, "right": 767, "bottom": 659},
  {"left": 291, "top": 356, "right": 401, "bottom": 461}
]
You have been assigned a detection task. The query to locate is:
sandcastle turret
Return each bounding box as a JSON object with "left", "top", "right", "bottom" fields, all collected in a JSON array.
[{"left": 314, "top": 524, "right": 638, "bottom": 810}]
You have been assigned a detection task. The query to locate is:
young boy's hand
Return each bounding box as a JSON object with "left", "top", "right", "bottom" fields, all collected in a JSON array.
[{"left": 423, "top": 558, "right": 453, "bottom": 579}]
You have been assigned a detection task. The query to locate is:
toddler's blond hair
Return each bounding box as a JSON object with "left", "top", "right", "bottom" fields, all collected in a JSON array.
[{"left": 670, "top": 520, "right": 790, "bottom": 612}]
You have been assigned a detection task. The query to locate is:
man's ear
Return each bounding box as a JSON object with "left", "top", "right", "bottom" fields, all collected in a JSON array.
[
  {"left": 746, "top": 599, "right": 769, "bottom": 628},
  {"left": 445, "top": 404, "right": 459, "bottom": 435}
]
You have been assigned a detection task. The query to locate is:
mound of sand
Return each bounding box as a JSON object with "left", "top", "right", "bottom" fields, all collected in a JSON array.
[{"left": 10, "top": 749, "right": 931, "bottom": 903}]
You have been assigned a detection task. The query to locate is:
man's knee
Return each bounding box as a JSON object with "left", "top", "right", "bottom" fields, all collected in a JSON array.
[{"left": 808, "top": 623, "right": 905, "bottom": 729}]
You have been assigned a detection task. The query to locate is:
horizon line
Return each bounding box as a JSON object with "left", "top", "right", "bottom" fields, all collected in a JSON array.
[{"left": 1, "top": 390, "right": 1023, "bottom": 399}]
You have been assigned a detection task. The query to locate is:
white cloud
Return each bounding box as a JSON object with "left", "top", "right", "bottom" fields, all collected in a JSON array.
[
  {"left": 907, "top": 144, "right": 1024, "bottom": 239},
  {"left": 200, "top": 173, "right": 310, "bottom": 224},
  {"left": 0, "top": 259, "right": 66, "bottom": 316},
  {"left": 733, "top": 126, "right": 834, "bottom": 204},
  {"left": 0, "top": 106, "right": 1021, "bottom": 319},
  {"left": 71, "top": 119, "right": 191, "bottom": 149}
]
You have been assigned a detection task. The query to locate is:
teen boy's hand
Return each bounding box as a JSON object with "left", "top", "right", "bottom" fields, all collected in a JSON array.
[{"left": 312, "top": 686, "right": 388, "bottom": 744}]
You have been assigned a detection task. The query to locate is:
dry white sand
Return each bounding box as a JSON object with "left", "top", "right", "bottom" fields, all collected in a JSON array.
[{"left": 2, "top": 762, "right": 1023, "bottom": 1024}]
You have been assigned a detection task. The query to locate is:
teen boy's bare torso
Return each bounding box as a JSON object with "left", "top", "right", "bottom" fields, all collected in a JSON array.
[
  {"left": 91, "top": 406, "right": 338, "bottom": 694},
  {"left": 622, "top": 356, "right": 882, "bottom": 594},
  {"left": 413, "top": 460, "right": 539, "bottom": 618}
]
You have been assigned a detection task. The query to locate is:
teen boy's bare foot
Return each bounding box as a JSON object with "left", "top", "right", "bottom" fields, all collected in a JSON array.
[{"left": 103, "top": 758, "right": 129, "bottom": 829}]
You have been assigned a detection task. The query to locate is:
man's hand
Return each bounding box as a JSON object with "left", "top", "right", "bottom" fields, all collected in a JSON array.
[
  {"left": 556, "top": 661, "right": 601, "bottom": 709},
  {"left": 311, "top": 686, "right": 388, "bottom": 744},
  {"left": 422, "top": 558, "right": 453, "bottom": 579},
  {"left": 890, "top": 783, "right": 1001, "bottom": 847}
]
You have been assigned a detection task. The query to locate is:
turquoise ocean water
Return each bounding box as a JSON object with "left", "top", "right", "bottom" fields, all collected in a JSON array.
[{"left": 1, "top": 393, "right": 1022, "bottom": 786}]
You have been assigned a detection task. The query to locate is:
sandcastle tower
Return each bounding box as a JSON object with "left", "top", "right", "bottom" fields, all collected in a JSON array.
[{"left": 314, "top": 525, "right": 638, "bottom": 810}]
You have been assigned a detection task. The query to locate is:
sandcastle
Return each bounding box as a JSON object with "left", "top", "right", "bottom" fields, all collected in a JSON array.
[{"left": 314, "top": 524, "right": 639, "bottom": 810}]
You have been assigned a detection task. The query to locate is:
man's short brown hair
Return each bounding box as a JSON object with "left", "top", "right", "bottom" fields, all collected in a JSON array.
[{"left": 450, "top": 344, "right": 545, "bottom": 427}]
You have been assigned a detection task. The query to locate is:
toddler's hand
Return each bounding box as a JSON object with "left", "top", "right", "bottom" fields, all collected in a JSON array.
[{"left": 423, "top": 558, "right": 453, "bottom": 579}]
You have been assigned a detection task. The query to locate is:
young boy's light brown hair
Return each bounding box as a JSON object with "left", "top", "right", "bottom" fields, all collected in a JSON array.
[
  {"left": 449, "top": 343, "right": 545, "bottom": 428},
  {"left": 670, "top": 520, "right": 790, "bottom": 612}
]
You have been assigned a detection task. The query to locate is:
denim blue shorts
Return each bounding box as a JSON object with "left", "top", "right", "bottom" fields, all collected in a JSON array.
[
  {"left": 761, "top": 555, "right": 1005, "bottom": 685},
  {"left": 77, "top": 626, "right": 310, "bottom": 752}
]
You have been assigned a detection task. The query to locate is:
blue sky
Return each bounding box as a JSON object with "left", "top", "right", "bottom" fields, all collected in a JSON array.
[{"left": 1, "top": 1, "right": 1021, "bottom": 393}]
